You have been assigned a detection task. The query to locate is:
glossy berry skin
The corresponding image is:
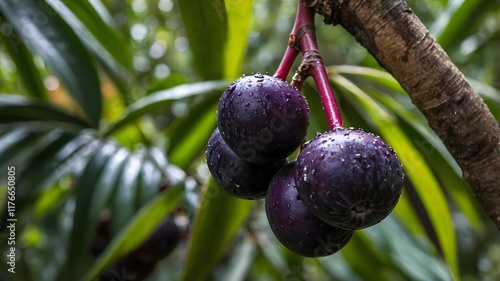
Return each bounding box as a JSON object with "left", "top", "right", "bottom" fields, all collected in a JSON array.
[
  {"left": 295, "top": 128, "right": 404, "bottom": 230},
  {"left": 206, "top": 128, "right": 286, "bottom": 199},
  {"left": 217, "top": 73, "right": 309, "bottom": 164},
  {"left": 265, "top": 162, "right": 354, "bottom": 257}
]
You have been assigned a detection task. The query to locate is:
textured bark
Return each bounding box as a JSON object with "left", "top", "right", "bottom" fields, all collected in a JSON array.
[{"left": 301, "top": 0, "right": 500, "bottom": 229}]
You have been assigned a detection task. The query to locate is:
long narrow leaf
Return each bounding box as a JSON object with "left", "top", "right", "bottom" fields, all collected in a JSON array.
[
  {"left": 0, "top": 0, "right": 102, "bottom": 127},
  {"left": 341, "top": 231, "right": 406, "bottom": 280},
  {"left": 45, "top": 0, "right": 133, "bottom": 102},
  {"left": 433, "top": 0, "right": 492, "bottom": 51},
  {"left": 169, "top": 107, "right": 217, "bottom": 169},
  {"left": 82, "top": 184, "right": 184, "bottom": 281},
  {"left": 135, "top": 157, "right": 163, "bottom": 209},
  {"left": 224, "top": 0, "right": 253, "bottom": 79},
  {"left": 0, "top": 94, "right": 91, "bottom": 127},
  {"left": 66, "top": 142, "right": 119, "bottom": 279},
  {"left": 178, "top": 0, "right": 228, "bottom": 80},
  {"left": 104, "top": 81, "right": 227, "bottom": 136},
  {"left": 0, "top": 26, "right": 46, "bottom": 99},
  {"left": 109, "top": 150, "right": 142, "bottom": 234},
  {"left": 16, "top": 130, "right": 81, "bottom": 203},
  {"left": 180, "top": 179, "right": 253, "bottom": 281},
  {"left": 365, "top": 216, "right": 452, "bottom": 280},
  {"left": 46, "top": 0, "right": 132, "bottom": 69}
]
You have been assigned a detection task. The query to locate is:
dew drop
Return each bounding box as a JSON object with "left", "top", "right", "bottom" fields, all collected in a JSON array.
[
  {"left": 303, "top": 173, "right": 308, "bottom": 182},
  {"left": 227, "top": 84, "right": 236, "bottom": 93}
]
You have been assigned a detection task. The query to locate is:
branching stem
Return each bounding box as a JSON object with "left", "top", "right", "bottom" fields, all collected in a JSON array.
[{"left": 276, "top": 3, "right": 343, "bottom": 129}]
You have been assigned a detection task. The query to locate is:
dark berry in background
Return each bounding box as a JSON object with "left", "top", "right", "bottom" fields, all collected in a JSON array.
[
  {"left": 92, "top": 216, "right": 180, "bottom": 281},
  {"left": 295, "top": 128, "right": 404, "bottom": 230},
  {"left": 265, "top": 162, "right": 354, "bottom": 257},
  {"left": 126, "top": 218, "right": 181, "bottom": 264},
  {"left": 206, "top": 128, "right": 286, "bottom": 199},
  {"left": 217, "top": 73, "right": 309, "bottom": 164},
  {"left": 91, "top": 212, "right": 111, "bottom": 257}
]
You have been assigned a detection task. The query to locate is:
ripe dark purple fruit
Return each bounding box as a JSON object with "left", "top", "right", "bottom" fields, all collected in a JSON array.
[
  {"left": 217, "top": 73, "right": 309, "bottom": 163},
  {"left": 206, "top": 128, "right": 286, "bottom": 199},
  {"left": 265, "top": 162, "right": 354, "bottom": 257},
  {"left": 295, "top": 128, "right": 404, "bottom": 230}
]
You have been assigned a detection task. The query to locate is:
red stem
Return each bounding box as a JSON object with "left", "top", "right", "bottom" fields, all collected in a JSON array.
[
  {"left": 273, "top": 22, "right": 301, "bottom": 80},
  {"left": 274, "top": 42, "right": 299, "bottom": 80},
  {"left": 295, "top": 4, "right": 343, "bottom": 129}
]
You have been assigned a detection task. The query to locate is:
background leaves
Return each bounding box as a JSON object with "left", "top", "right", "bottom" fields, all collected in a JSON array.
[
  {"left": 0, "top": 0, "right": 102, "bottom": 127},
  {"left": 0, "top": 0, "right": 499, "bottom": 280}
]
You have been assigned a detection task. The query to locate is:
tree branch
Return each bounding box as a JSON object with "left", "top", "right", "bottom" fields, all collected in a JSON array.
[{"left": 301, "top": 0, "right": 500, "bottom": 229}]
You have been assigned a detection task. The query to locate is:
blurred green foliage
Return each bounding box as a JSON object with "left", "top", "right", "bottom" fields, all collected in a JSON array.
[{"left": 0, "top": 0, "right": 499, "bottom": 280}]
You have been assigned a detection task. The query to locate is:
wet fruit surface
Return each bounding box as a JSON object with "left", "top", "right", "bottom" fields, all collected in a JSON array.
[
  {"left": 206, "top": 128, "right": 286, "bottom": 199},
  {"left": 295, "top": 127, "right": 405, "bottom": 230},
  {"left": 265, "top": 162, "right": 354, "bottom": 257},
  {"left": 217, "top": 73, "right": 309, "bottom": 163}
]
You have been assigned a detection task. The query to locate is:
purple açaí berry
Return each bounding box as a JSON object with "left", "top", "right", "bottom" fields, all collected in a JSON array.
[
  {"left": 295, "top": 128, "right": 405, "bottom": 230},
  {"left": 206, "top": 128, "right": 286, "bottom": 199},
  {"left": 217, "top": 73, "right": 309, "bottom": 164},
  {"left": 265, "top": 162, "right": 354, "bottom": 257}
]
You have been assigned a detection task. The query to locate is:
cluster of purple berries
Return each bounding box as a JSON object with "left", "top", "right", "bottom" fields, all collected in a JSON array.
[
  {"left": 206, "top": 74, "right": 405, "bottom": 257},
  {"left": 91, "top": 183, "right": 183, "bottom": 281}
]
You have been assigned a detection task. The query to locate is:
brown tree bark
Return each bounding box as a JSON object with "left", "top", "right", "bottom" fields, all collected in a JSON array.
[{"left": 301, "top": 0, "right": 500, "bottom": 229}]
